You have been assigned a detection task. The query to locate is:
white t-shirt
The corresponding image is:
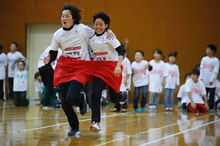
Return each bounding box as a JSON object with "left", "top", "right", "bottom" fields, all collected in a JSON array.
[
  {"left": 13, "top": 69, "right": 28, "bottom": 92},
  {"left": 89, "top": 32, "right": 121, "bottom": 61},
  {"left": 164, "top": 63, "right": 180, "bottom": 89},
  {"left": 185, "top": 79, "right": 206, "bottom": 104},
  {"left": 131, "top": 60, "right": 148, "bottom": 87},
  {"left": 120, "top": 57, "right": 132, "bottom": 91},
  {"left": 35, "top": 81, "right": 43, "bottom": 93},
  {"left": 177, "top": 84, "right": 190, "bottom": 105},
  {"left": 215, "top": 80, "right": 220, "bottom": 101},
  {"left": 200, "top": 56, "right": 219, "bottom": 88},
  {"left": 38, "top": 46, "right": 62, "bottom": 69},
  {"left": 148, "top": 60, "right": 165, "bottom": 93},
  {"left": 7, "top": 51, "right": 23, "bottom": 77},
  {"left": 0, "top": 53, "right": 7, "bottom": 80},
  {"left": 51, "top": 24, "right": 94, "bottom": 61}
]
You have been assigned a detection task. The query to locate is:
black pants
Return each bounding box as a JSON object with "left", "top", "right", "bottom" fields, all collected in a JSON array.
[
  {"left": 59, "top": 80, "right": 84, "bottom": 130},
  {"left": 206, "top": 88, "right": 216, "bottom": 110},
  {"left": 13, "top": 91, "right": 29, "bottom": 106},
  {"left": 114, "top": 91, "right": 128, "bottom": 110},
  {"left": 8, "top": 77, "right": 14, "bottom": 99},
  {"left": 39, "top": 65, "right": 54, "bottom": 106},
  {"left": 0, "top": 80, "right": 4, "bottom": 100},
  {"left": 91, "top": 77, "right": 119, "bottom": 123}
]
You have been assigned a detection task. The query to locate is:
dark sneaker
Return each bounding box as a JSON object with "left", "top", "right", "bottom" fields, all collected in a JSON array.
[
  {"left": 119, "top": 92, "right": 128, "bottom": 104},
  {"left": 79, "top": 92, "right": 87, "bottom": 115},
  {"left": 68, "top": 129, "right": 80, "bottom": 136}
]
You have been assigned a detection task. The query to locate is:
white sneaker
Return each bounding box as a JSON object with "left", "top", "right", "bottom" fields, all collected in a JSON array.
[
  {"left": 169, "top": 107, "right": 173, "bottom": 111},
  {"left": 90, "top": 122, "right": 101, "bottom": 131},
  {"left": 165, "top": 107, "right": 169, "bottom": 111},
  {"left": 148, "top": 105, "right": 153, "bottom": 110},
  {"left": 153, "top": 105, "right": 157, "bottom": 110},
  {"left": 42, "top": 106, "right": 54, "bottom": 110}
]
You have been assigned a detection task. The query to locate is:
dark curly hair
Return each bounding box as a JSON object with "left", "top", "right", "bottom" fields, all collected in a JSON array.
[
  {"left": 62, "top": 4, "right": 81, "bottom": 24},
  {"left": 93, "top": 12, "right": 110, "bottom": 30}
]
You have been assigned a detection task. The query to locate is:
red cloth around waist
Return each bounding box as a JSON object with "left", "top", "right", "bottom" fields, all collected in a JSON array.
[{"left": 53, "top": 56, "right": 122, "bottom": 93}]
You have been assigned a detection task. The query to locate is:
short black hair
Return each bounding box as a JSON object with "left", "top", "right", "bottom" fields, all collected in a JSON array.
[
  {"left": 0, "top": 44, "right": 2, "bottom": 50},
  {"left": 184, "top": 73, "right": 191, "bottom": 80},
  {"left": 135, "top": 50, "right": 144, "bottom": 56},
  {"left": 11, "top": 42, "right": 18, "bottom": 48},
  {"left": 34, "top": 72, "right": 41, "bottom": 79},
  {"left": 93, "top": 12, "right": 110, "bottom": 30},
  {"left": 168, "top": 51, "right": 178, "bottom": 58},
  {"left": 191, "top": 68, "right": 200, "bottom": 76},
  {"left": 207, "top": 44, "right": 217, "bottom": 53},
  {"left": 194, "top": 64, "right": 200, "bottom": 70},
  {"left": 154, "top": 49, "right": 163, "bottom": 55},
  {"left": 62, "top": 4, "right": 81, "bottom": 24},
  {"left": 17, "top": 60, "right": 25, "bottom": 66}
]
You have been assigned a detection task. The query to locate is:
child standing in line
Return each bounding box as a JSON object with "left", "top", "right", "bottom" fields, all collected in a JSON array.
[
  {"left": 13, "top": 60, "right": 29, "bottom": 106},
  {"left": 176, "top": 73, "right": 191, "bottom": 110},
  {"left": 164, "top": 52, "right": 180, "bottom": 111},
  {"left": 200, "top": 44, "right": 219, "bottom": 112},
  {"left": 131, "top": 50, "right": 148, "bottom": 112},
  {"left": 111, "top": 54, "right": 132, "bottom": 112},
  {"left": 0, "top": 44, "right": 7, "bottom": 102},
  {"left": 148, "top": 49, "right": 166, "bottom": 110},
  {"left": 215, "top": 72, "right": 220, "bottom": 110},
  {"left": 7, "top": 42, "right": 24, "bottom": 99},
  {"left": 185, "top": 69, "right": 209, "bottom": 113}
]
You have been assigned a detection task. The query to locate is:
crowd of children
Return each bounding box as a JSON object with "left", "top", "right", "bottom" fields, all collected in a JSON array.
[
  {"left": 0, "top": 42, "right": 29, "bottom": 106},
  {"left": 110, "top": 44, "right": 219, "bottom": 114},
  {"left": 0, "top": 42, "right": 219, "bottom": 112}
]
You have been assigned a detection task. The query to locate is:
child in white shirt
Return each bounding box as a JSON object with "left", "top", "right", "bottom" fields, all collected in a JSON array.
[
  {"left": 185, "top": 69, "right": 209, "bottom": 113},
  {"left": 0, "top": 45, "right": 7, "bottom": 102},
  {"left": 177, "top": 73, "right": 191, "bottom": 110},
  {"left": 148, "top": 49, "right": 165, "bottom": 110},
  {"left": 164, "top": 52, "right": 180, "bottom": 111},
  {"left": 200, "top": 44, "right": 219, "bottom": 112},
  {"left": 131, "top": 50, "right": 148, "bottom": 112},
  {"left": 13, "top": 60, "right": 29, "bottom": 106},
  {"left": 111, "top": 56, "right": 132, "bottom": 112},
  {"left": 7, "top": 42, "right": 24, "bottom": 99},
  {"left": 215, "top": 73, "right": 220, "bottom": 109}
]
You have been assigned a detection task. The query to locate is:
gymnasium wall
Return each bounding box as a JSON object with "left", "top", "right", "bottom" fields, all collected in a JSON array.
[{"left": 0, "top": 0, "right": 219, "bottom": 98}]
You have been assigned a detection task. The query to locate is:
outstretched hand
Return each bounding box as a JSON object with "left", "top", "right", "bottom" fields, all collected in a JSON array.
[{"left": 114, "top": 66, "right": 121, "bottom": 77}]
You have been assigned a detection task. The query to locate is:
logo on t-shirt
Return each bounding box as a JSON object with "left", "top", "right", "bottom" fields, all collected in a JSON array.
[
  {"left": 203, "top": 63, "right": 214, "bottom": 71},
  {"left": 169, "top": 70, "right": 177, "bottom": 77}
]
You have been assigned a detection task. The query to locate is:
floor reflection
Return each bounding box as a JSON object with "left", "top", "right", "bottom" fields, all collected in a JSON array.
[{"left": 0, "top": 102, "right": 219, "bottom": 146}]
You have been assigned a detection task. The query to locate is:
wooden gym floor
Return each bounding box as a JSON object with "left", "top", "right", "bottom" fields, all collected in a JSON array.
[{"left": 0, "top": 101, "right": 219, "bottom": 146}]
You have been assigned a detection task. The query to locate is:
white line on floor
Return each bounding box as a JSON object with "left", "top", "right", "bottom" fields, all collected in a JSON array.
[
  {"left": 20, "top": 111, "right": 133, "bottom": 132},
  {"left": 96, "top": 113, "right": 214, "bottom": 146}
]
